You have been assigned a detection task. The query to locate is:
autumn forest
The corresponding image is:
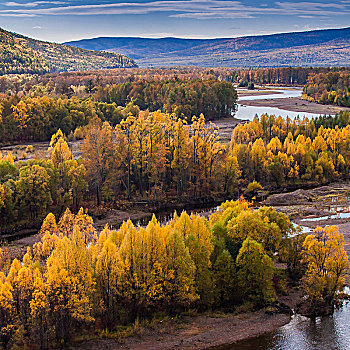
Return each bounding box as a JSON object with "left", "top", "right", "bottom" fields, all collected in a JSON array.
[{"left": 0, "top": 66, "right": 350, "bottom": 348}]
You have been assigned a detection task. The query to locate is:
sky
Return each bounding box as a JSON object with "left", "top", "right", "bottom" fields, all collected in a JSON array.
[{"left": 0, "top": 0, "right": 349, "bottom": 43}]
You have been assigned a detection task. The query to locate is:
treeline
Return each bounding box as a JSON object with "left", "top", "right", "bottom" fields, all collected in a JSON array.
[
  {"left": 81, "top": 113, "right": 225, "bottom": 206},
  {"left": 0, "top": 79, "right": 237, "bottom": 144},
  {"left": 4, "top": 67, "right": 349, "bottom": 99},
  {"left": 0, "top": 131, "right": 88, "bottom": 233},
  {"left": 95, "top": 79, "right": 237, "bottom": 120},
  {"left": 2, "top": 111, "right": 350, "bottom": 234},
  {"left": 228, "top": 67, "right": 350, "bottom": 86},
  {"left": 231, "top": 111, "right": 350, "bottom": 186},
  {"left": 0, "top": 94, "right": 140, "bottom": 143},
  {"left": 303, "top": 71, "right": 350, "bottom": 107},
  {"left": 0, "top": 199, "right": 347, "bottom": 348},
  {"left": 40, "top": 67, "right": 350, "bottom": 89},
  {"left": 81, "top": 110, "right": 350, "bottom": 208},
  {"left": 0, "top": 114, "right": 225, "bottom": 233}
]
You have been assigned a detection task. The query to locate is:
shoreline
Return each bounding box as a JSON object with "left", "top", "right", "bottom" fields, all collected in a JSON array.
[
  {"left": 240, "top": 96, "right": 350, "bottom": 115},
  {"left": 237, "top": 90, "right": 283, "bottom": 97},
  {"left": 73, "top": 309, "right": 292, "bottom": 350},
  {"left": 73, "top": 289, "right": 302, "bottom": 350},
  {"left": 6, "top": 181, "right": 350, "bottom": 349}
]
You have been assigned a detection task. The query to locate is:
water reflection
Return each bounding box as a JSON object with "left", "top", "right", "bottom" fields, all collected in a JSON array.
[
  {"left": 302, "top": 212, "right": 350, "bottom": 222},
  {"left": 236, "top": 87, "right": 323, "bottom": 121},
  {"left": 292, "top": 222, "right": 311, "bottom": 235},
  {"left": 238, "top": 87, "right": 304, "bottom": 101},
  {"left": 226, "top": 302, "right": 350, "bottom": 350},
  {"left": 235, "top": 105, "right": 319, "bottom": 121}
]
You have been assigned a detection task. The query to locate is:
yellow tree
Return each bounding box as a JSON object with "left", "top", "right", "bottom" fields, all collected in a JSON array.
[
  {"left": 15, "top": 164, "right": 53, "bottom": 223},
  {"left": 236, "top": 237, "right": 275, "bottom": 306},
  {"left": 0, "top": 279, "right": 14, "bottom": 348},
  {"left": 29, "top": 269, "right": 49, "bottom": 349},
  {"left": 132, "top": 111, "right": 148, "bottom": 197},
  {"left": 45, "top": 227, "right": 94, "bottom": 344},
  {"left": 171, "top": 118, "right": 189, "bottom": 196},
  {"left": 163, "top": 229, "right": 198, "bottom": 311},
  {"left": 250, "top": 138, "right": 266, "bottom": 181},
  {"left": 302, "top": 226, "right": 349, "bottom": 308},
  {"left": 74, "top": 207, "right": 97, "bottom": 243},
  {"left": 49, "top": 129, "right": 72, "bottom": 168},
  {"left": 82, "top": 120, "right": 113, "bottom": 206},
  {"left": 94, "top": 236, "right": 123, "bottom": 328},
  {"left": 114, "top": 116, "right": 136, "bottom": 199},
  {"left": 12, "top": 100, "right": 29, "bottom": 138},
  {"left": 132, "top": 217, "right": 167, "bottom": 312},
  {"left": 223, "top": 153, "right": 241, "bottom": 195},
  {"left": 146, "top": 112, "right": 169, "bottom": 199},
  {"left": 39, "top": 212, "right": 57, "bottom": 235},
  {"left": 227, "top": 208, "right": 283, "bottom": 256},
  {"left": 118, "top": 219, "right": 142, "bottom": 320}
]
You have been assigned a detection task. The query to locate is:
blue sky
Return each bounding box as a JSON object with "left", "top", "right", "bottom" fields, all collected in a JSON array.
[{"left": 0, "top": 0, "right": 349, "bottom": 42}]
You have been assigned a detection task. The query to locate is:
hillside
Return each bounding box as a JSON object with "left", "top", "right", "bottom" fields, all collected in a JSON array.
[
  {"left": 0, "top": 27, "right": 137, "bottom": 75},
  {"left": 0, "top": 28, "right": 50, "bottom": 74},
  {"left": 64, "top": 37, "right": 222, "bottom": 60},
  {"left": 65, "top": 27, "right": 350, "bottom": 67}
]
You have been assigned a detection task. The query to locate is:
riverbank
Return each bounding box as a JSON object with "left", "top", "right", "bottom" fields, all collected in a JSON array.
[
  {"left": 73, "top": 308, "right": 292, "bottom": 350},
  {"left": 237, "top": 89, "right": 283, "bottom": 97},
  {"left": 212, "top": 117, "right": 248, "bottom": 142},
  {"left": 241, "top": 96, "right": 350, "bottom": 115},
  {"left": 5, "top": 181, "right": 350, "bottom": 349},
  {"left": 265, "top": 182, "right": 350, "bottom": 284},
  {"left": 72, "top": 288, "right": 302, "bottom": 350}
]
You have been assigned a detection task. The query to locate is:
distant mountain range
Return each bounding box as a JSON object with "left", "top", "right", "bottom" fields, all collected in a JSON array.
[
  {"left": 65, "top": 27, "right": 350, "bottom": 67},
  {"left": 0, "top": 27, "right": 137, "bottom": 75}
]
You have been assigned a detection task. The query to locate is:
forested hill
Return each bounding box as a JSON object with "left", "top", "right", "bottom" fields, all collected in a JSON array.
[
  {"left": 0, "top": 27, "right": 50, "bottom": 75},
  {"left": 65, "top": 27, "right": 350, "bottom": 67},
  {"left": 0, "top": 27, "right": 137, "bottom": 75}
]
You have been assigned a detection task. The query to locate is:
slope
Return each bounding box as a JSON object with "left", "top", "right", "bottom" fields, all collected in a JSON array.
[
  {"left": 65, "top": 27, "right": 350, "bottom": 68},
  {"left": 0, "top": 28, "right": 50, "bottom": 74},
  {"left": 0, "top": 27, "right": 137, "bottom": 75}
]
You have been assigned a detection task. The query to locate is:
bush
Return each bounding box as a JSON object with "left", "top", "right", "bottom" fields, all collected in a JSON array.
[{"left": 25, "top": 145, "right": 33, "bottom": 153}]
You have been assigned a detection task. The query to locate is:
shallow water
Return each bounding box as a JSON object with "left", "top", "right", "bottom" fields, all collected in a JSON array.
[
  {"left": 225, "top": 302, "right": 350, "bottom": 350},
  {"left": 235, "top": 105, "right": 319, "bottom": 121},
  {"left": 292, "top": 222, "right": 311, "bottom": 234},
  {"left": 236, "top": 88, "right": 323, "bottom": 121},
  {"left": 238, "top": 87, "right": 303, "bottom": 101},
  {"left": 225, "top": 191, "right": 350, "bottom": 350},
  {"left": 300, "top": 202, "right": 350, "bottom": 222}
]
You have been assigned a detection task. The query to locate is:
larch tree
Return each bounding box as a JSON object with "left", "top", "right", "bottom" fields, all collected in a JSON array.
[
  {"left": 302, "top": 226, "right": 349, "bottom": 309},
  {"left": 49, "top": 129, "right": 72, "bottom": 168},
  {"left": 236, "top": 237, "right": 275, "bottom": 306}
]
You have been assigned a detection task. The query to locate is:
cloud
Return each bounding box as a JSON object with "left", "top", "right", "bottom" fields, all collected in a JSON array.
[
  {"left": 5, "top": 1, "right": 38, "bottom": 7},
  {"left": 32, "top": 25, "right": 42, "bottom": 28},
  {"left": 0, "top": 12, "right": 36, "bottom": 16},
  {"left": 5, "top": 1, "right": 66, "bottom": 7},
  {"left": 0, "top": 0, "right": 349, "bottom": 19}
]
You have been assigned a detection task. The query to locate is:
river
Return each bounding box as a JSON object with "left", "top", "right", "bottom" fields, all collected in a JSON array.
[
  {"left": 146, "top": 203, "right": 350, "bottom": 350},
  {"left": 226, "top": 301, "right": 350, "bottom": 350},
  {"left": 236, "top": 87, "right": 320, "bottom": 121},
  {"left": 7, "top": 86, "right": 350, "bottom": 349}
]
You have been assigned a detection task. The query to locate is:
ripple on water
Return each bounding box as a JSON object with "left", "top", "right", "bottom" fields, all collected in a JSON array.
[
  {"left": 226, "top": 302, "right": 350, "bottom": 350},
  {"left": 235, "top": 88, "right": 322, "bottom": 121}
]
